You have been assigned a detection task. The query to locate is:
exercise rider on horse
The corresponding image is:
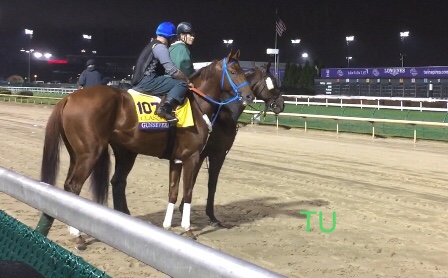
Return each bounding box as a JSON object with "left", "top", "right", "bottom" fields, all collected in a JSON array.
[{"left": 131, "top": 22, "right": 194, "bottom": 124}]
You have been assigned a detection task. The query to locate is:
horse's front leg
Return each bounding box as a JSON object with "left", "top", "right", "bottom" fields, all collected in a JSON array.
[
  {"left": 181, "top": 153, "right": 202, "bottom": 240},
  {"left": 179, "top": 153, "right": 206, "bottom": 214},
  {"left": 163, "top": 159, "right": 182, "bottom": 229}
]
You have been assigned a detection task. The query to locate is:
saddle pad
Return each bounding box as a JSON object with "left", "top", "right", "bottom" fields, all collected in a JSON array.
[{"left": 127, "top": 89, "right": 194, "bottom": 130}]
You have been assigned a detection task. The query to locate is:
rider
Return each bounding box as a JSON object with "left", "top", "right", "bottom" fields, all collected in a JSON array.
[
  {"left": 169, "top": 22, "right": 196, "bottom": 77},
  {"left": 132, "top": 22, "right": 193, "bottom": 124}
]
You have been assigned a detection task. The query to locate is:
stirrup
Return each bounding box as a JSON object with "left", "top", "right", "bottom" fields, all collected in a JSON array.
[
  {"left": 157, "top": 110, "right": 178, "bottom": 125},
  {"left": 166, "top": 118, "right": 178, "bottom": 126}
]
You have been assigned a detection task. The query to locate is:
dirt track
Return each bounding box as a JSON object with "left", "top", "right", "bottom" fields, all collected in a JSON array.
[{"left": 0, "top": 101, "right": 447, "bottom": 278}]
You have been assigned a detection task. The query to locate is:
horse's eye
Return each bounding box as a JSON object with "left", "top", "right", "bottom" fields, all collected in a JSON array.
[{"left": 231, "top": 70, "right": 236, "bottom": 74}]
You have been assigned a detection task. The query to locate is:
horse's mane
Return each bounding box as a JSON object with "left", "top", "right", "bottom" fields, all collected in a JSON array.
[{"left": 189, "top": 59, "right": 220, "bottom": 81}]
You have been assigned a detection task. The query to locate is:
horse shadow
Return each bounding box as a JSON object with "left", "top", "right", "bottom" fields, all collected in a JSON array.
[{"left": 134, "top": 197, "right": 329, "bottom": 237}]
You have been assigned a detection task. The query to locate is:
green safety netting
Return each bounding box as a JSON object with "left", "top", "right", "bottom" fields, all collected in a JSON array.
[{"left": 0, "top": 210, "right": 110, "bottom": 278}]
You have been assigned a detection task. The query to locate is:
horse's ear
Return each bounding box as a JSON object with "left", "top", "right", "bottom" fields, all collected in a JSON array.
[
  {"left": 233, "top": 49, "right": 241, "bottom": 60},
  {"left": 227, "top": 49, "right": 240, "bottom": 61},
  {"left": 226, "top": 49, "right": 234, "bottom": 63},
  {"left": 266, "top": 61, "right": 271, "bottom": 71}
]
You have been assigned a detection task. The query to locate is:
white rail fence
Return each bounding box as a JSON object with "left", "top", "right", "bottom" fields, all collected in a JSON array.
[
  {"left": 270, "top": 94, "right": 448, "bottom": 112},
  {"left": 244, "top": 110, "right": 448, "bottom": 143},
  {"left": 0, "top": 167, "right": 285, "bottom": 278},
  {"left": 0, "top": 86, "right": 75, "bottom": 95},
  {"left": 3, "top": 86, "right": 448, "bottom": 112}
]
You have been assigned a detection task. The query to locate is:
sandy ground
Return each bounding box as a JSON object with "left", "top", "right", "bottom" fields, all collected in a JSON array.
[{"left": 0, "top": 101, "right": 447, "bottom": 278}]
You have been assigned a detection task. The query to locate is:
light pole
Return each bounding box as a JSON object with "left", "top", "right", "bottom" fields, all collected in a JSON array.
[
  {"left": 223, "top": 39, "right": 233, "bottom": 48},
  {"left": 346, "top": 36, "right": 354, "bottom": 67},
  {"left": 22, "top": 28, "right": 34, "bottom": 82},
  {"left": 83, "top": 34, "right": 93, "bottom": 57},
  {"left": 346, "top": 56, "right": 353, "bottom": 67},
  {"left": 33, "top": 52, "right": 52, "bottom": 59},
  {"left": 291, "top": 39, "right": 301, "bottom": 46},
  {"left": 25, "top": 29, "right": 33, "bottom": 39},
  {"left": 20, "top": 48, "right": 34, "bottom": 82},
  {"left": 400, "top": 31, "right": 409, "bottom": 67},
  {"left": 302, "top": 52, "right": 309, "bottom": 64}
]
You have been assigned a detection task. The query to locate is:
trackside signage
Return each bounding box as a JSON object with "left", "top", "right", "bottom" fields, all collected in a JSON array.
[{"left": 321, "top": 66, "right": 448, "bottom": 79}]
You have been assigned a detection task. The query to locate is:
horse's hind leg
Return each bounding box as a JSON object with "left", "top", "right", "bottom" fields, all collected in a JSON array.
[
  {"left": 110, "top": 144, "right": 137, "bottom": 215},
  {"left": 64, "top": 144, "right": 108, "bottom": 250}
]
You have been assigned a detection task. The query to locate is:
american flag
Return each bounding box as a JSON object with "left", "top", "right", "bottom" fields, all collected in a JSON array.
[{"left": 276, "top": 18, "right": 287, "bottom": 37}]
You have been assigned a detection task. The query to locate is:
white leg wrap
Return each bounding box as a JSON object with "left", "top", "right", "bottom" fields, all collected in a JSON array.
[
  {"left": 181, "top": 203, "right": 191, "bottom": 231},
  {"left": 68, "top": 226, "right": 81, "bottom": 237},
  {"left": 163, "top": 203, "right": 175, "bottom": 229}
]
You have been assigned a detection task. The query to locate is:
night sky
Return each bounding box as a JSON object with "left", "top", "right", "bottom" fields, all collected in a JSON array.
[{"left": 1, "top": 0, "right": 448, "bottom": 81}]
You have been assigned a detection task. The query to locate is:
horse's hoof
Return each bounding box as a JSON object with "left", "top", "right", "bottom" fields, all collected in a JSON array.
[
  {"left": 185, "top": 230, "right": 197, "bottom": 240},
  {"left": 209, "top": 220, "right": 224, "bottom": 228},
  {"left": 75, "top": 244, "right": 87, "bottom": 251},
  {"left": 73, "top": 236, "right": 87, "bottom": 250}
]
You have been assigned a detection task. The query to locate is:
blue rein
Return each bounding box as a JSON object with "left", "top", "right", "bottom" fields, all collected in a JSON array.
[{"left": 198, "top": 57, "right": 249, "bottom": 125}]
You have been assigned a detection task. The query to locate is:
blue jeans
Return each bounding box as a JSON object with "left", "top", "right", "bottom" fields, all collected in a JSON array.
[{"left": 134, "top": 74, "right": 189, "bottom": 103}]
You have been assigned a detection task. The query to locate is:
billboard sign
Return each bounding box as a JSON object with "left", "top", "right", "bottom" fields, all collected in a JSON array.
[{"left": 321, "top": 66, "right": 448, "bottom": 79}]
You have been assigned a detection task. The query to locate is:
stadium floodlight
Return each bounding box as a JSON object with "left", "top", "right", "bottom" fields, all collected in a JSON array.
[
  {"left": 400, "top": 31, "right": 409, "bottom": 38},
  {"left": 223, "top": 39, "right": 233, "bottom": 47}
]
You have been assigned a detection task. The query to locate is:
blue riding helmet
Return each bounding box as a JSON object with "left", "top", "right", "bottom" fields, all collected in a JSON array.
[{"left": 156, "top": 22, "right": 177, "bottom": 39}]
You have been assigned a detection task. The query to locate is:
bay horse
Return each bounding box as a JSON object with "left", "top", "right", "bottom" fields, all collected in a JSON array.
[
  {"left": 39, "top": 49, "right": 254, "bottom": 248},
  {"left": 108, "top": 61, "right": 285, "bottom": 230},
  {"left": 178, "top": 61, "right": 285, "bottom": 226}
]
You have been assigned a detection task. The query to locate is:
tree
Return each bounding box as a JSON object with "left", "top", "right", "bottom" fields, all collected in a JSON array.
[
  {"left": 281, "top": 59, "right": 321, "bottom": 95},
  {"left": 7, "top": 75, "right": 24, "bottom": 84}
]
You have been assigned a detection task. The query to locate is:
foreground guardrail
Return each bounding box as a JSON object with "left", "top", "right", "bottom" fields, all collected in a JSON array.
[
  {"left": 244, "top": 110, "right": 448, "bottom": 143},
  {"left": 0, "top": 167, "right": 285, "bottom": 278}
]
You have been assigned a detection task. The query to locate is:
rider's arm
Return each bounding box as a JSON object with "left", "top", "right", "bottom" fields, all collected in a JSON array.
[
  {"left": 178, "top": 47, "right": 195, "bottom": 77},
  {"left": 153, "top": 44, "right": 189, "bottom": 83}
]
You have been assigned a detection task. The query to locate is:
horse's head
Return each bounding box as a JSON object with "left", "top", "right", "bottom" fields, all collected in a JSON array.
[
  {"left": 247, "top": 61, "right": 285, "bottom": 115},
  {"left": 217, "top": 49, "right": 254, "bottom": 106}
]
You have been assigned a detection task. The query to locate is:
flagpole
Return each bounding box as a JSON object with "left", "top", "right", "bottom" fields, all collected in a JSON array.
[{"left": 274, "top": 9, "right": 278, "bottom": 80}]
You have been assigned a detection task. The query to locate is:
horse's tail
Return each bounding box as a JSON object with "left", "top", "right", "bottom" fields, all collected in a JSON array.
[
  {"left": 90, "top": 146, "right": 110, "bottom": 205},
  {"left": 40, "top": 97, "right": 67, "bottom": 185}
]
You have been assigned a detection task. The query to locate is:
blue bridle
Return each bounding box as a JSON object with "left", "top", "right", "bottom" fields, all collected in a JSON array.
[{"left": 198, "top": 57, "right": 250, "bottom": 125}]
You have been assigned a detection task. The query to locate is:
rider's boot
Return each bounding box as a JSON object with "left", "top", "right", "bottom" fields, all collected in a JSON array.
[{"left": 156, "top": 97, "right": 179, "bottom": 125}]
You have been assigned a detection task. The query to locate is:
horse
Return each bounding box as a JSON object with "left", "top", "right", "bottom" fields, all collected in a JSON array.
[
  {"left": 177, "top": 61, "right": 285, "bottom": 226},
  {"left": 109, "top": 61, "right": 285, "bottom": 230},
  {"left": 39, "top": 49, "right": 255, "bottom": 249}
]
